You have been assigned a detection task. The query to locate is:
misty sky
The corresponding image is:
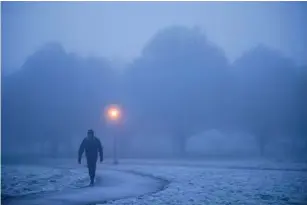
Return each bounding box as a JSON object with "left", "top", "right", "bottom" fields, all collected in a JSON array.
[{"left": 2, "top": 2, "right": 307, "bottom": 73}]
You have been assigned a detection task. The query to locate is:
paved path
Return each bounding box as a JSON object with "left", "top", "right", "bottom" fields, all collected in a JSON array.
[{"left": 4, "top": 168, "right": 167, "bottom": 205}]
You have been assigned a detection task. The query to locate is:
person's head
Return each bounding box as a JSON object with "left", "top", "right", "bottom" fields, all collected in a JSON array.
[{"left": 87, "top": 129, "right": 94, "bottom": 138}]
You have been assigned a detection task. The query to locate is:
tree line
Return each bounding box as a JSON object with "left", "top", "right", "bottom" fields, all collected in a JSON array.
[{"left": 2, "top": 26, "right": 307, "bottom": 159}]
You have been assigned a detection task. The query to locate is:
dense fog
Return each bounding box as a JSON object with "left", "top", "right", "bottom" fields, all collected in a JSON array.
[{"left": 1, "top": 2, "right": 307, "bottom": 162}]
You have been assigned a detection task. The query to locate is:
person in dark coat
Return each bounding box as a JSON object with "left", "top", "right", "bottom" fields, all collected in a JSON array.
[{"left": 78, "top": 129, "right": 103, "bottom": 186}]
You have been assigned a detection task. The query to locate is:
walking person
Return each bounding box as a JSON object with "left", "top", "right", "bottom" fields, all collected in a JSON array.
[{"left": 78, "top": 129, "right": 103, "bottom": 186}]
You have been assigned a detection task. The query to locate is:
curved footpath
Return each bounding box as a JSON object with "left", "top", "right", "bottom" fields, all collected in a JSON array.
[{"left": 5, "top": 168, "right": 168, "bottom": 205}]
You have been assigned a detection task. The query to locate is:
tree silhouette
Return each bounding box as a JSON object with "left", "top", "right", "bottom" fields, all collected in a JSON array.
[
  {"left": 2, "top": 42, "right": 117, "bottom": 157},
  {"left": 233, "top": 45, "right": 299, "bottom": 156},
  {"left": 124, "top": 26, "right": 229, "bottom": 156}
]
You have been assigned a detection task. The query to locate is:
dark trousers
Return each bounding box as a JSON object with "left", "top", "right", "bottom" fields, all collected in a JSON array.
[{"left": 87, "top": 159, "right": 97, "bottom": 182}]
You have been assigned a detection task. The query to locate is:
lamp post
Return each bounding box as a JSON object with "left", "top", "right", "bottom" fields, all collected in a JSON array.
[{"left": 105, "top": 104, "right": 122, "bottom": 165}]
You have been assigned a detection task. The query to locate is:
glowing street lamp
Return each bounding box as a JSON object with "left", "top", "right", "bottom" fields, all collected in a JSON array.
[
  {"left": 105, "top": 104, "right": 121, "bottom": 123},
  {"left": 104, "top": 104, "right": 122, "bottom": 164},
  {"left": 107, "top": 107, "right": 120, "bottom": 121}
]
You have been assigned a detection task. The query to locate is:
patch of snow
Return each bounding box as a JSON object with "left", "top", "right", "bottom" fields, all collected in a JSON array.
[
  {"left": 1, "top": 165, "right": 88, "bottom": 199},
  {"left": 5, "top": 169, "right": 163, "bottom": 205},
  {"left": 104, "top": 164, "right": 307, "bottom": 205}
]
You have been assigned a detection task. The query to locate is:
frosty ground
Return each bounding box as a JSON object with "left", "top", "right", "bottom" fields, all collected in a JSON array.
[{"left": 2, "top": 159, "right": 307, "bottom": 205}]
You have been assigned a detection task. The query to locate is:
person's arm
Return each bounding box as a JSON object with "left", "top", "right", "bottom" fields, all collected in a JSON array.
[
  {"left": 97, "top": 139, "right": 103, "bottom": 162},
  {"left": 78, "top": 139, "right": 86, "bottom": 163}
]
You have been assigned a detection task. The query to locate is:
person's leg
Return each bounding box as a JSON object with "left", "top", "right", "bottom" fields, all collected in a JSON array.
[
  {"left": 87, "top": 160, "right": 94, "bottom": 185},
  {"left": 92, "top": 162, "right": 97, "bottom": 181}
]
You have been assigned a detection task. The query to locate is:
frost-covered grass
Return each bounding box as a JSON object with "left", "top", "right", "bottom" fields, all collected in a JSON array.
[
  {"left": 2, "top": 159, "right": 307, "bottom": 205},
  {"left": 107, "top": 158, "right": 307, "bottom": 171},
  {"left": 105, "top": 163, "right": 307, "bottom": 205},
  {"left": 1, "top": 165, "right": 88, "bottom": 199}
]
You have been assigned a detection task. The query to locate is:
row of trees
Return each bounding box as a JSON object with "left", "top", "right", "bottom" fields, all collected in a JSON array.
[
  {"left": 2, "top": 26, "right": 307, "bottom": 158},
  {"left": 124, "top": 26, "right": 306, "bottom": 157},
  {"left": 2, "top": 43, "right": 118, "bottom": 156}
]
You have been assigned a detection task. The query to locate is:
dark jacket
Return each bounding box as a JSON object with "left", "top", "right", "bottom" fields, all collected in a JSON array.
[{"left": 78, "top": 136, "right": 103, "bottom": 163}]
